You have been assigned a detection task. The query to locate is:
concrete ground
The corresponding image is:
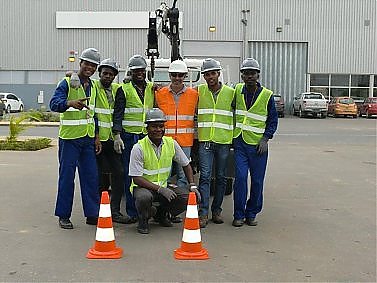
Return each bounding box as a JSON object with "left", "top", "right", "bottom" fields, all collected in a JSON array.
[{"left": 0, "top": 117, "right": 376, "bottom": 282}]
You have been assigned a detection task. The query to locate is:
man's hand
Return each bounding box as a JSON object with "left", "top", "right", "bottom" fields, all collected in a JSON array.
[
  {"left": 66, "top": 97, "right": 90, "bottom": 110},
  {"left": 157, "top": 186, "right": 177, "bottom": 202},
  {"left": 113, "top": 134, "right": 124, "bottom": 154},
  {"left": 256, "top": 136, "right": 269, "bottom": 155},
  {"left": 70, "top": 72, "right": 81, "bottom": 89},
  {"left": 95, "top": 136, "right": 102, "bottom": 155},
  {"left": 189, "top": 183, "right": 201, "bottom": 203}
]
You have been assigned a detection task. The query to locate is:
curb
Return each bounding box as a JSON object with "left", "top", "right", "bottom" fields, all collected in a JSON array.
[{"left": 0, "top": 121, "right": 59, "bottom": 127}]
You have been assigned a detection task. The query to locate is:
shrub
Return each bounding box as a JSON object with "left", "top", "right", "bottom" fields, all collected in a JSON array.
[{"left": 0, "top": 138, "right": 52, "bottom": 151}]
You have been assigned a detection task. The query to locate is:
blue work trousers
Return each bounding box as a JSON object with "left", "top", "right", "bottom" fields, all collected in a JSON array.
[
  {"left": 169, "top": 146, "right": 191, "bottom": 188},
  {"left": 121, "top": 131, "right": 143, "bottom": 218},
  {"left": 55, "top": 136, "right": 99, "bottom": 218},
  {"left": 198, "top": 142, "right": 230, "bottom": 216},
  {"left": 233, "top": 136, "right": 268, "bottom": 220}
]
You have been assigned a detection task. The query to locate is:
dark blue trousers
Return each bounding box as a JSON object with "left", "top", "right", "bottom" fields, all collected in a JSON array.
[
  {"left": 55, "top": 136, "right": 99, "bottom": 218},
  {"left": 233, "top": 136, "right": 268, "bottom": 220},
  {"left": 121, "top": 131, "right": 144, "bottom": 218}
]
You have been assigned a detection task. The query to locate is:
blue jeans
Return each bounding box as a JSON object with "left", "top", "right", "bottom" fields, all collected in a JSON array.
[
  {"left": 198, "top": 142, "right": 230, "bottom": 216},
  {"left": 233, "top": 137, "right": 268, "bottom": 220},
  {"left": 55, "top": 136, "right": 99, "bottom": 218},
  {"left": 169, "top": 146, "right": 191, "bottom": 188},
  {"left": 121, "top": 131, "right": 144, "bottom": 218}
]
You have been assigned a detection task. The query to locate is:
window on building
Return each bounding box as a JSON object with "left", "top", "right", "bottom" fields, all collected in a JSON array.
[
  {"left": 310, "top": 74, "right": 329, "bottom": 86},
  {"left": 310, "top": 87, "right": 329, "bottom": 100},
  {"left": 350, "top": 88, "right": 369, "bottom": 98},
  {"left": 331, "top": 74, "right": 349, "bottom": 87},
  {"left": 373, "top": 89, "right": 377, "bottom": 97},
  {"left": 330, "top": 88, "right": 349, "bottom": 97},
  {"left": 351, "top": 75, "right": 369, "bottom": 87}
]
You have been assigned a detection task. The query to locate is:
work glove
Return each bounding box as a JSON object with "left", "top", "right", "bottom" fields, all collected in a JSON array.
[
  {"left": 189, "top": 183, "right": 201, "bottom": 204},
  {"left": 113, "top": 134, "right": 125, "bottom": 154},
  {"left": 157, "top": 186, "right": 177, "bottom": 202},
  {"left": 256, "top": 136, "right": 269, "bottom": 155},
  {"left": 70, "top": 72, "right": 81, "bottom": 89}
]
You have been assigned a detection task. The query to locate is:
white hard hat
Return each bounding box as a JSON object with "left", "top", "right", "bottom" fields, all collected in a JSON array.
[
  {"left": 168, "top": 60, "right": 188, "bottom": 73},
  {"left": 145, "top": 108, "right": 167, "bottom": 123},
  {"left": 201, "top": 58, "right": 222, "bottom": 73},
  {"left": 240, "top": 58, "right": 260, "bottom": 72},
  {"left": 79, "top": 48, "right": 101, "bottom": 65}
]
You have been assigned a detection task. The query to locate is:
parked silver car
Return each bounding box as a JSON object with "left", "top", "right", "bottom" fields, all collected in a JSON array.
[{"left": 292, "top": 92, "right": 327, "bottom": 118}]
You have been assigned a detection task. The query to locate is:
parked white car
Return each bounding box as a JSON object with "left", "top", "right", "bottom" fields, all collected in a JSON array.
[
  {"left": 0, "top": 93, "right": 24, "bottom": 113},
  {"left": 292, "top": 92, "right": 327, "bottom": 118}
]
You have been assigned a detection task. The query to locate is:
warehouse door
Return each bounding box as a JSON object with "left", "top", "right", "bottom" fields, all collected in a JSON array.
[{"left": 249, "top": 41, "right": 308, "bottom": 108}]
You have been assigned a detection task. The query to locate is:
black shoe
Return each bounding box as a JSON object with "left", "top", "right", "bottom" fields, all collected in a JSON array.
[
  {"left": 212, "top": 213, "right": 224, "bottom": 224},
  {"left": 86, "top": 217, "right": 98, "bottom": 225},
  {"left": 112, "top": 214, "right": 131, "bottom": 224},
  {"left": 170, "top": 215, "right": 182, "bottom": 223},
  {"left": 137, "top": 219, "right": 150, "bottom": 234},
  {"left": 232, "top": 218, "right": 244, "bottom": 227},
  {"left": 245, "top": 218, "right": 258, "bottom": 226},
  {"left": 59, "top": 218, "right": 73, "bottom": 229},
  {"left": 158, "top": 217, "right": 173, "bottom": 227},
  {"left": 126, "top": 216, "right": 138, "bottom": 224}
]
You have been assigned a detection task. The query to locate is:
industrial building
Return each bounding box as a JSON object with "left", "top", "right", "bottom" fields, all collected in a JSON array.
[{"left": 0, "top": 0, "right": 375, "bottom": 110}]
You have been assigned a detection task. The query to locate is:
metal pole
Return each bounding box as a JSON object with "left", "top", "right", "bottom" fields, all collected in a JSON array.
[{"left": 241, "top": 9, "right": 250, "bottom": 59}]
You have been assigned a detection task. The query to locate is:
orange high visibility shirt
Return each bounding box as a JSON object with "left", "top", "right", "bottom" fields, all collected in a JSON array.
[{"left": 155, "top": 86, "right": 198, "bottom": 147}]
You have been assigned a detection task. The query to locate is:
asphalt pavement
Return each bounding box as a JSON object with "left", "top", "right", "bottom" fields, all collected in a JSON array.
[{"left": 0, "top": 116, "right": 376, "bottom": 282}]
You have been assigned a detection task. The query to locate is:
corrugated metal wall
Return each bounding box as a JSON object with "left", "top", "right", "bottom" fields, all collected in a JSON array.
[
  {"left": 0, "top": 0, "right": 375, "bottom": 73},
  {"left": 249, "top": 41, "right": 308, "bottom": 106}
]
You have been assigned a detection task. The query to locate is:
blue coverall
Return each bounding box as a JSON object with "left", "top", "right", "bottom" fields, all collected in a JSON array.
[
  {"left": 50, "top": 79, "right": 99, "bottom": 219},
  {"left": 233, "top": 83, "right": 278, "bottom": 220}
]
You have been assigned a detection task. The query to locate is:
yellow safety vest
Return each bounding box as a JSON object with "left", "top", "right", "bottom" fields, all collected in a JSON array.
[
  {"left": 130, "top": 136, "right": 175, "bottom": 193},
  {"left": 233, "top": 83, "right": 272, "bottom": 145},
  {"left": 59, "top": 77, "right": 96, "bottom": 139},
  {"left": 94, "top": 80, "right": 119, "bottom": 141},
  {"left": 121, "top": 82, "right": 154, "bottom": 134},
  {"left": 197, "top": 84, "right": 234, "bottom": 144}
]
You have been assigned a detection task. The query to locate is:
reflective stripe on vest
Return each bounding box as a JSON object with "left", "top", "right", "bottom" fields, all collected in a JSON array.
[
  {"left": 233, "top": 83, "right": 272, "bottom": 145},
  {"left": 59, "top": 77, "right": 96, "bottom": 139},
  {"left": 130, "top": 136, "right": 175, "bottom": 193},
  {"left": 155, "top": 86, "right": 198, "bottom": 147},
  {"left": 197, "top": 84, "right": 235, "bottom": 144},
  {"left": 122, "top": 82, "right": 154, "bottom": 134},
  {"left": 94, "top": 80, "right": 119, "bottom": 141}
]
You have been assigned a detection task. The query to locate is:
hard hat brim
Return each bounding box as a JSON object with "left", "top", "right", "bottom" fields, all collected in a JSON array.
[
  {"left": 145, "top": 119, "right": 167, "bottom": 123},
  {"left": 240, "top": 67, "right": 260, "bottom": 72},
  {"left": 98, "top": 65, "right": 119, "bottom": 75},
  {"left": 201, "top": 67, "right": 222, "bottom": 74},
  {"left": 79, "top": 57, "right": 100, "bottom": 65}
]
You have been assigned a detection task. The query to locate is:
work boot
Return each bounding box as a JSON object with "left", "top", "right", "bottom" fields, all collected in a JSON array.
[
  {"left": 199, "top": 215, "right": 208, "bottom": 228},
  {"left": 126, "top": 216, "right": 138, "bottom": 224},
  {"left": 245, "top": 218, "right": 258, "bottom": 226},
  {"left": 137, "top": 218, "right": 150, "bottom": 234},
  {"left": 86, "top": 217, "right": 98, "bottom": 225},
  {"left": 211, "top": 213, "right": 224, "bottom": 224},
  {"left": 232, "top": 218, "right": 244, "bottom": 227},
  {"left": 112, "top": 213, "right": 131, "bottom": 224},
  {"left": 158, "top": 216, "right": 173, "bottom": 227},
  {"left": 59, "top": 218, "right": 73, "bottom": 229},
  {"left": 170, "top": 215, "right": 182, "bottom": 223}
]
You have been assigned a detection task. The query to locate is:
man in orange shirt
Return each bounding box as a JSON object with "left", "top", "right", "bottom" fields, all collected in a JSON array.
[{"left": 155, "top": 60, "right": 198, "bottom": 190}]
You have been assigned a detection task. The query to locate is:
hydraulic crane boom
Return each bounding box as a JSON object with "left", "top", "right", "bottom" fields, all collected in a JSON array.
[{"left": 146, "top": 0, "right": 181, "bottom": 79}]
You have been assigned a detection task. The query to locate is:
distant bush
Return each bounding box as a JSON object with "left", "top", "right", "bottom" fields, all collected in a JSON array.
[{"left": 28, "top": 110, "right": 60, "bottom": 122}]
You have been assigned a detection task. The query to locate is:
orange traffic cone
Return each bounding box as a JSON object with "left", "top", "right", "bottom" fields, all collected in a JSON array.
[
  {"left": 86, "top": 191, "right": 123, "bottom": 259},
  {"left": 174, "top": 192, "right": 209, "bottom": 260}
]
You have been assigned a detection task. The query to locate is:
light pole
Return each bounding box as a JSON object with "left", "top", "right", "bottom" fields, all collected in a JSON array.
[{"left": 241, "top": 9, "right": 250, "bottom": 60}]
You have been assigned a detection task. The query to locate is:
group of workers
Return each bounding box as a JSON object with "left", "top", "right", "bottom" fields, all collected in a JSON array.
[{"left": 50, "top": 47, "right": 278, "bottom": 234}]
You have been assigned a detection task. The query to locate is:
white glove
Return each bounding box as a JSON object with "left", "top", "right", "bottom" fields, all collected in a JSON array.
[
  {"left": 113, "top": 134, "right": 124, "bottom": 154},
  {"left": 70, "top": 72, "right": 81, "bottom": 89},
  {"left": 189, "top": 184, "right": 202, "bottom": 203}
]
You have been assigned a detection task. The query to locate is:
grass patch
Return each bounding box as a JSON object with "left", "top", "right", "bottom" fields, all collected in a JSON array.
[{"left": 0, "top": 138, "right": 52, "bottom": 151}]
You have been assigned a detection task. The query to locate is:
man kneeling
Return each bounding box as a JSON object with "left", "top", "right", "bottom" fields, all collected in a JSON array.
[{"left": 129, "top": 108, "right": 201, "bottom": 234}]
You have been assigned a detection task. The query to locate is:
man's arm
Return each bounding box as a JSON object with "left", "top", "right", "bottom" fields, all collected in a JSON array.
[
  {"left": 264, "top": 95, "right": 278, "bottom": 139},
  {"left": 49, "top": 79, "right": 70, "bottom": 112},
  {"left": 112, "top": 86, "right": 126, "bottom": 134}
]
